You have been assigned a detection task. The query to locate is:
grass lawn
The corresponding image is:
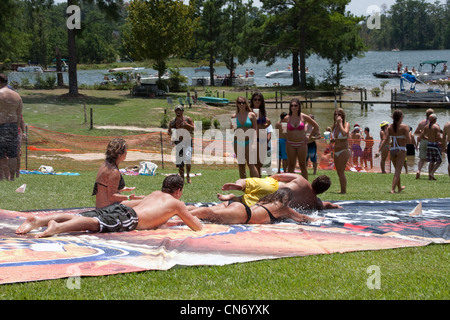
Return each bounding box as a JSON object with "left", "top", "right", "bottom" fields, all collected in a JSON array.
[{"left": 1, "top": 88, "right": 448, "bottom": 301}]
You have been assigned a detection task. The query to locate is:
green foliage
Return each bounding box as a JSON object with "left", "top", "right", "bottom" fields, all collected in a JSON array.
[
  {"left": 123, "top": 0, "right": 197, "bottom": 74},
  {"left": 361, "top": 0, "right": 449, "bottom": 50}
]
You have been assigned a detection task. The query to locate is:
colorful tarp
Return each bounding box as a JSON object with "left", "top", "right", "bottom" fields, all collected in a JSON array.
[{"left": 0, "top": 198, "right": 448, "bottom": 285}]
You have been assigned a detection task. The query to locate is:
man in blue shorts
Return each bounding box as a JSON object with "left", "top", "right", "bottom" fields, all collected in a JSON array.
[{"left": 16, "top": 175, "right": 203, "bottom": 237}]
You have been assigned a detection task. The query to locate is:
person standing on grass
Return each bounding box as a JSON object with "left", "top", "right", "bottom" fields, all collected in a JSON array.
[
  {"left": 285, "top": 99, "right": 319, "bottom": 180},
  {"left": 17, "top": 175, "right": 203, "bottom": 238},
  {"left": 331, "top": 108, "right": 350, "bottom": 194},
  {"left": 419, "top": 114, "right": 442, "bottom": 180},
  {"left": 363, "top": 127, "right": 374, "bottom": 170},
  {"left": 0, "top": 74, "right": 24, "bottom": 181},
  {"left": 377, "top": 110, "right": 411, "bottom": 193},
  {"left": 168, "top": 105, "right": 195, "bottom": 183},
  {"left": 250, "top": 92, "right": 271, "bottom": 176},
  {"left": 306, "top": 114, "right": 319, "bottom": 175},
  {"left": 275, "top": 112, "right": 288, "bottom": 173},
  {"left": 443, "top": 121, "right": 450, "bottom": 178},
  {"left": 92, "top": 138, "right": 144, "bottom": 209},
  {"left": 379, "top": 121, "right": 389, "bottom": 174},
  {"left": 414, "top": 108, "right": 434, "bottom": 179},
  {"left": 231, "top": 96, "right": 259, "bottom": 179}
]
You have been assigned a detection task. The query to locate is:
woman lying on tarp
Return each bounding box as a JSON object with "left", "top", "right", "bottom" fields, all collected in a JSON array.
[{"left": 188, "top": 188, "right": 324, "bottom": 225}]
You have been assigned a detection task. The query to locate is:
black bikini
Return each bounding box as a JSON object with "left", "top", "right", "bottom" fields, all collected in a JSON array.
[
  {"left": 255, "top": 204, "right": 283, "bottom": 224},
  {"left": 228, "top": 199, "right": 252, "bottom": 223},
  {"left": 92, "top": 171, "right": 125, "bottom": 196}
]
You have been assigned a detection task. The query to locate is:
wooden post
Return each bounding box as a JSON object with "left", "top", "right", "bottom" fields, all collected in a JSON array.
[
  {"left": 90, "top": 108, "right": 93, "bottom": 130},
  {"left": 275, "top": 91, "right": 278, "bottom": 109},
  {"left": 304, "top": 91, "right": 308, "bottom": 108},
  {"left": 280, "top": 91, "right": 283, "bottom": 109},
  {"left": 160, "top": 131, "right": 164, "bottom": 169},
  {"left": 360, "top": 89, "right": 364, "bottom": 109},
  {"left": 25, "top": 124, "right": 28, "bottom": 170}
]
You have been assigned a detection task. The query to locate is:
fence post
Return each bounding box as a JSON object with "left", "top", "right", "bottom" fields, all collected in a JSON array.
[
  {"left": 25, "top": 124, "right": 28, "bottom": 170},
  {"left": 90, "top": 108, "right": 93, "bottom": 130},
  {"left": 160, "top": 131, "right": 164, "bottom": 169}
]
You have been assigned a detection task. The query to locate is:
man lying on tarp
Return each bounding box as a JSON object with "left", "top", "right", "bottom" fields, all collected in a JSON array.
[
  {"left": 16, "top": 175, "right": 202, "bottom": 238},
  {"left": 212, "top": 173, "right": 342, "bottom": 211}
]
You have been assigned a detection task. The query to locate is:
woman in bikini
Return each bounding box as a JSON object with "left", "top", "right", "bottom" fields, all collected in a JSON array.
[
  {"left": 250, "top": 92, "right": 272, "bottom": 176},
  {"left": 377, "top": 110, "right": 411, "bottom": 193},
  {"left": 231, "top": 96, "right": 259, "bottom": 178},
  {"left": 285, "top": 98, "right": 319, "bottom": 180},
  {"left": 92, "top": 138, "right": 144, "bottom": 208},
  {"left": 189, "top": 189, "right": 322, "bottom": 225},
  {"left": 331, "top": 108, "right": 350, "bottom": 194}
]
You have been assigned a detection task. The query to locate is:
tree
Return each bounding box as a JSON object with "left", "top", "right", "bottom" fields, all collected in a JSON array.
[
  {"left": 260, "top": 0, "right": 351, "bottom": 88},
  {"left": 123, "top": 0, "right": 197, "bottom": 81},
  {"left": 66, "top": 0, "right": 123, "bottom": 97},
  {"left": 316, "top": 11, "right": 366, "bottom": 87},
  {"left": 193, "top": 0, "right": 227, "bottom": 86}
]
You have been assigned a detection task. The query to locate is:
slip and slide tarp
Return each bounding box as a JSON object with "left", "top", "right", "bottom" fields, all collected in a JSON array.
[{"left": 0, "top": 198, "right": 449, "bottom": 285}]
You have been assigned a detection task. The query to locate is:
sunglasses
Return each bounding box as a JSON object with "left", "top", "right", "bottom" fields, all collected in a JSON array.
[
  {"left": 237, "top": 101, "right": 246, "bottom": 105},
  {"left": 253, "top": 98, "right": 261, "bottom": 101}
]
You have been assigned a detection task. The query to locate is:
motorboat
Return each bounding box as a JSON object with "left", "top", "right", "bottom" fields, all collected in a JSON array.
[
  {"left": 265, "top": 70, "right": 298, "bottom": 78},
  {"left": 17, "top": 66, "right": 43, "bottom": 73},
  {"left": 416, "top": 60, "right": 449, "bottom": 82},
  {"left": 197, "top": 96, "right": 229, "bottom": 106},
  {"left": 394, "top": 72, "right": 449, "bottom": 107},
  {"left": 372, "top": 70, "right": 402, "bottom": 78}
]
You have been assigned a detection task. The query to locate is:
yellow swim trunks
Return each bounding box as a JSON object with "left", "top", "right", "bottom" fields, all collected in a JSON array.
[{"left": 242, "top": 177, "right": 279, "bottom": 207}]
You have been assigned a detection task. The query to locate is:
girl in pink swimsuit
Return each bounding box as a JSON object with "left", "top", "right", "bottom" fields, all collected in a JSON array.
[{"left": 285, "top": 98, "right": 319, "bottom": 180}]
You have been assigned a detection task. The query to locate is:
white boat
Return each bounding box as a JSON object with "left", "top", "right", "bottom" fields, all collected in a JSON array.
[
  {"left": 140, "top": 74, "right": 169, "bottom": 84},
  {"left": 17, "top": 66, "right": 43, "bottom": 73},
  {"left": 416, "top": 60, "right": 449, "bottom": 82},
  {"left": 191, "top": 76, "right": 254, "bottom": 87},
  {"left": 265, "top": 69, "right": 309, "bottom": 78}
]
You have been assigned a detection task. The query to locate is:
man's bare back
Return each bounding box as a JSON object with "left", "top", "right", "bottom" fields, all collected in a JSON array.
[
  {"left": 133, "top": 191, "right": 202, "bottom": 231},
  {"left": 0, "top": 87, "right": 22, "bottom": 125}
]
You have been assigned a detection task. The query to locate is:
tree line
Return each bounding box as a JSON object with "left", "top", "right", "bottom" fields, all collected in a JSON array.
[
  {"left": 0, "top": 0, "right": 448, "bottom": 95},
  {"left": 360, "top": 0, "right": 450, "bottom": 51}
]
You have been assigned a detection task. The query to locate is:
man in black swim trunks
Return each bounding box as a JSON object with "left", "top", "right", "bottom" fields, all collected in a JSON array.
[
  {"left": 0, "top": 74, "right": 24, "bottom": 181},
  {"left": 16, "top": 175, "right": 203, "bottom": 238}
]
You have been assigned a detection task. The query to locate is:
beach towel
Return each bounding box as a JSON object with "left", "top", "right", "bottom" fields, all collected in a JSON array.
[{"left": 0, "top": 198, "right": 448, "bottom": 284}]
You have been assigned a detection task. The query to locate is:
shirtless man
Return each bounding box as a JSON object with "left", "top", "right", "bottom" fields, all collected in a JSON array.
[
  {"left": 419, "top": 114, "right": 442, "bottom": 180},
  {"left": 216, "top": 173, "right": 342, "bottom": 211},
  {"left": 16, "top": 175, "right": 202, "bottom": 238},
  {"left": 414, "top": 108, "right": 434, "bottom": 179},
  {"left": 0, "top": 74, "right": 23, "bottom": 181},
  {"left": 443, "top": 121, "right": 450, "bottom": 178}
]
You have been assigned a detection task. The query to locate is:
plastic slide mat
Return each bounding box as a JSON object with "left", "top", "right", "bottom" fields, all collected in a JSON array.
[{"left": 0, "top": 198, "right": 448, "bottom": 284}]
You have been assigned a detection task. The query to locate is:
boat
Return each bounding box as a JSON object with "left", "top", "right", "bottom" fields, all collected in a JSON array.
[
  {"left": 17, "top": 66, "right": 43, "bottom": 73},
  {"left": 372, "top": 70, "right": 402, "bottom": 78},
  {"left": 265, "top": 70, "right": 298, "bottom": 78},
  {"left": 393, "top": 72, "right": 449, "bottom": 107},
  {"left": 140, "top": 74, "right": 169, "bottom": 84},
  {"left": 416, "top": 60, "right": 449, "bottom": 82},
  {"left": 195, "top": 66, "right": 215, "bottom": 74},
  {"left": 46, "top": 59, "right": 69, "bottom": 72},
  {"left": 197, "top": 96, "right": 229, "bottom": 106}
]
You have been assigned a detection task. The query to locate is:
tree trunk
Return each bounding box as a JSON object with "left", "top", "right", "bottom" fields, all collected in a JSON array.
[
  {"left": 55, "top": 46, "right": 64, "bottom": 87},
  {"left": 67, "top": 27, "right": 78, "bottom": 96},
  {"left": 292, "top": 51, "right": 300, "bottom": 86}
]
